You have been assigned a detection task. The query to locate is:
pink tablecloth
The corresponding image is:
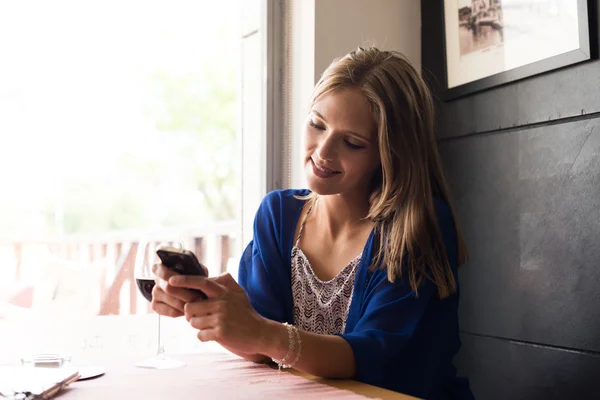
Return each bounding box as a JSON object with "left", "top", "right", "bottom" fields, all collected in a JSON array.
[
  {"left": 1, "top": 315, "right": 414, "bottom": 399},
  {"left": 63, "top": 351, "right": 378, "bottom": 400}
]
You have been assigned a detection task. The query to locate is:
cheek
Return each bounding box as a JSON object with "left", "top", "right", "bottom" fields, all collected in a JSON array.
[
  {"left": 303, "top": 129, "right": 318, "bottom": 151},
  {"left": 345, "top": 152, "right": 379, "bottom": 177}
]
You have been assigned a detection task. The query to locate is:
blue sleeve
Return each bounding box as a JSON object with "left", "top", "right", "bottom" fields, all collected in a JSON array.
[
  {"left": 237, "top": 191, "right": 288, "bottom": 323},
  {"left": 339, "top": 199, "right": 459, "bottom": 386},
  {"left": 238, "top": 241, "right": 284, "bottom": 322},
  {"left": 340, "top": 272, "right": 438, "bottom": 382}
]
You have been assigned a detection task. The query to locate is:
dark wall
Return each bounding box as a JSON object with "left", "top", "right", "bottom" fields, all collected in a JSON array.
[{"left": 422, "top": 2, "right": 600, "bottom": 399}]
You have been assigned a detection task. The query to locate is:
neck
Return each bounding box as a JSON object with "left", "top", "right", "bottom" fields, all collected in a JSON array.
[{"left": 313, "top": 192, "right": 371, "bottom": 238}]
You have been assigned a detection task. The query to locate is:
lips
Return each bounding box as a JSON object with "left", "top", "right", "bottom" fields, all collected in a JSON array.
[{"left": 310, "top": 158, "right": 341, "bottom": 179}]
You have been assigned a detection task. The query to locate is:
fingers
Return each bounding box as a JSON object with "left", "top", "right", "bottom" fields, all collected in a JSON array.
[
  {"left": 153, "top": 263, "right": 200, "bottom": 303},
  {"left": 183, "top": 299, "right": 223, "bottom": 321},
  {"left": 152, "top": 262, "right": 177, "bottom": 281},
  {"left": 188, "top": 314, "right": 219, "bottom": 331},
  {"left": 152, "top": 301, "right": 184, "bottom": 318},
  {"left": 211, "top": 273, "right": 243, "bottom": 292},
  {"left": 196, "top": 328, "right": 219, "bottom": 343},
  {"left": 151, "top": 284, "right": 186, "bottom": 313},
  {"left": 163, "top": 283, "right": 200, "bottom": 304},
  {"left": 169, "top": 275, "right": 227, "bottom": 298}
]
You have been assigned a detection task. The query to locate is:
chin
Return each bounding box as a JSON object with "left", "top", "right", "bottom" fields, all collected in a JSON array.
[
  {"left": 304, "top": 169, "right": 342, "bottom": 196},
  {"left": 306, "top": 181, "right": 339, "bottom": 196}
]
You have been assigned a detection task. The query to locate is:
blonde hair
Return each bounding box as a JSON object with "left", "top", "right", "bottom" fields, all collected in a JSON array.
[{"left": 305, "top": 47, "right": 468, "bottom": 299}]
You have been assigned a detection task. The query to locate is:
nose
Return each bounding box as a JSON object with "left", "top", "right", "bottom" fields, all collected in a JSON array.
[{"left": 315, "top": 134, "right": 336, "bottom": 162}]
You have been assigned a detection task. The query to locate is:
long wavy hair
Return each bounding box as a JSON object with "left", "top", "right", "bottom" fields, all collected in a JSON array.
[{"left": 304, "top": 47, "right": 468, "bottom": 299}]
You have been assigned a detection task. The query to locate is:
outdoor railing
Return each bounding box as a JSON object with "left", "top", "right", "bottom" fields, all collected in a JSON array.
[{"left": 1, "top": 222, "right": 239, "bottom": 317}]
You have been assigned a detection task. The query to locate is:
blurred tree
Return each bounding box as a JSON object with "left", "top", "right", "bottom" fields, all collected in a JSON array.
[
  {"left": 145, "top": 60, "right": 238, "bottom": 222},
  {"left": 37, "top": 60, "right": 239, "bottom": 235},
  {"left": 0, "top": 19, "right": 239, "bottom": 236}
]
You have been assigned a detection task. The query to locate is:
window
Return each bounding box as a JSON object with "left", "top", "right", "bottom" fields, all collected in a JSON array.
[{"left": 0, "top": 0, "right": 283, "bottom": 360}]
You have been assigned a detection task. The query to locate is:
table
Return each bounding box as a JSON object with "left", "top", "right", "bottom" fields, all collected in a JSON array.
[{"left": 0, "top": 314, "right": 418, "bottom": 399}]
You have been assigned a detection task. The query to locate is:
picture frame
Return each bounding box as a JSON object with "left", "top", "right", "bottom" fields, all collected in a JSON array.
[{"left": 437, "top": 0, "right": 595, "bottom": 100}]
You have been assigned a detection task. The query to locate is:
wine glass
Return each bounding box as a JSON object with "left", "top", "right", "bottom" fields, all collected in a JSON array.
[{"left": 134, "top": 238, "right": 186, "bottom": 369}]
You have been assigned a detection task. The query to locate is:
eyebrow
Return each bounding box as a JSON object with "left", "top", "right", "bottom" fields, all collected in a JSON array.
[{"left": 311, "top": 110, "right": 372, "bottom": 143}]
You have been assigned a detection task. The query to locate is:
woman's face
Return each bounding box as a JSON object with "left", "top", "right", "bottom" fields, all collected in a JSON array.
[{"left": 303, "top": 88, "right": 380, "bottom": 198}]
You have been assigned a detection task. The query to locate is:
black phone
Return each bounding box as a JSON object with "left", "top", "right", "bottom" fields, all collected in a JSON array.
[{"left": 156, "top": 246, "right": 208, "bottom": 299}]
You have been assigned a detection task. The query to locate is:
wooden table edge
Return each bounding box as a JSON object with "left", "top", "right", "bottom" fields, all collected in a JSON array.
[{"left": 286, "top": 368, "right": 420, "bottom": 400}]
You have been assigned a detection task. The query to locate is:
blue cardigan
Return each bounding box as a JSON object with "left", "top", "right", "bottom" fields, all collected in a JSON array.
[{"left": 238, "top": 189, "right": 473, "bottom": 400}]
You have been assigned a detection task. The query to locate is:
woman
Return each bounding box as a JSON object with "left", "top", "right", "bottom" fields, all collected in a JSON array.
[{"left": 152, "top": 47, "right": 474, "bottom": 399}]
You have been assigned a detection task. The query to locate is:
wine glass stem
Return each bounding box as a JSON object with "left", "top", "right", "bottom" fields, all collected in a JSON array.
[{"left": 157, "top": 314, "right": 165, "bottom": 356}]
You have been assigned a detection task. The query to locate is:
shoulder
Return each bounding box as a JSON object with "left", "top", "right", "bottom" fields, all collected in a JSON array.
[
  {"left": 252, "top": 189, "right": 310, "bottom": 233},
  {"left": 365, "top": 197, "right": 459, "bottom": 286},
  {"left": 258, "top": 189, "right": 310, "bottom": 215},
  {"left": 262, "top": 189, "right": 310, "bottom": 204},
  {"left": 250, "top": 189, "right": 310, "bottom": 264}
]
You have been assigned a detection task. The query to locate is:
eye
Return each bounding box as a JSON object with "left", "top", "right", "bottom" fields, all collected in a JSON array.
[
  {"left": 308, "top": 120, "right": 325, "bottom": 130},
  {"left": 344, "top": 139, "right": 365, "bottom": 150}
]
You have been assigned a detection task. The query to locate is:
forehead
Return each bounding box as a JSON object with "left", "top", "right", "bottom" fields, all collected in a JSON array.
[{"left": 311, "top": 88, "right": 375, "bottom": 137}]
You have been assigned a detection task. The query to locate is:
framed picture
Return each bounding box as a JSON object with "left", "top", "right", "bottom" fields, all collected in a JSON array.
[{"left": 439, "top": 0, "right": 595, "bottom": 100}]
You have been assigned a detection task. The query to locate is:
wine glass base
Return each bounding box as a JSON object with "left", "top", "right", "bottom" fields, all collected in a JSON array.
[{"left": 135, "top": 355, "right": 186, "bottom": 369}]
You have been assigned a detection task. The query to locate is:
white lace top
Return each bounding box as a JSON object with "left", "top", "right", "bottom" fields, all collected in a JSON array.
[{"left": 290, "top": 200, "right": 361, "bottom": 335}]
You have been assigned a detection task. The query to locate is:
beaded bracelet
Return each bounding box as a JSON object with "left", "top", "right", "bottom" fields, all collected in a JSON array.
[
  {"left": 272, "top": 322, "right": 295, "bottom": 370},
  {"left": 287, "top": 324, "right": 302, "bottom": 369}
]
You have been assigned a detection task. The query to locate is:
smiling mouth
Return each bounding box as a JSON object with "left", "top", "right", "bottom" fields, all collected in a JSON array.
[{"left": 310, "top": 158, "right": 341, "bottom": 177}]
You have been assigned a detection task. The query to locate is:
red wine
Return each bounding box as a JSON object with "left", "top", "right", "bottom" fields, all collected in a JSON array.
[{"left": 136, "top": 278, "right": 155, "bottom": 302}]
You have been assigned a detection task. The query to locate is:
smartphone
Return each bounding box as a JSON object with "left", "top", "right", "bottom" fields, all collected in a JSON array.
[{"left": 156, "top": 246, "right": 208, "bottom": 299}]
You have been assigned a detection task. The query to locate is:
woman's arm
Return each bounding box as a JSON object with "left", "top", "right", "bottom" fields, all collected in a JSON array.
[
  {"left": 217, "top": 309, "right": 357, "bottom": 375},
  {"left": 170, "top": 272, "right": 356, "bottom": 377},
  {"left": 259, "top": 319, "right": 356, "bottom": 378}
]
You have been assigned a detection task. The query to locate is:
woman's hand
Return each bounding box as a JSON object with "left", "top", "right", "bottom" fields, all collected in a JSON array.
[
  {"left": 150, "top": 262, "right": 208, "bottom": 318},
  {"left": 168, "top": 273, "right": 269, "bottom": 356}
]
